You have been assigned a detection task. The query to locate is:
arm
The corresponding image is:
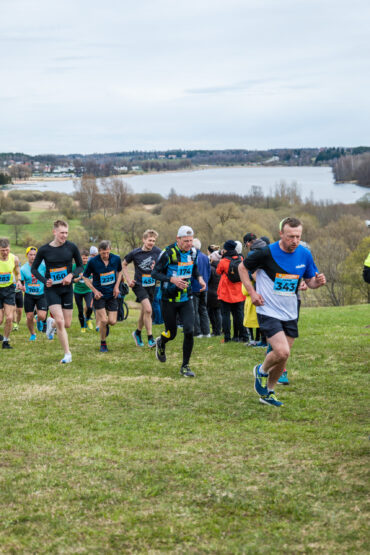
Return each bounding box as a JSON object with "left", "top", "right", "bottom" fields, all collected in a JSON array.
[
  {"left": 14, "top": 256, "right": 22, "bottom": 288},
  {"left": 113, "top": 260, "right": 123, "bottom": 298},
  {"left": 31, "top": 248, "right": 47, "bottom": 285},
  {"left": 63, "top": 245, "right": 84, "bottom": 286},
  {"left": 122, "top": 259, "right": 135, "bottom": 288},
  {"left": 305, "top": 272, "right": 326, "bottom": 289},
  {"left": 152, "top": 250, "right": 189, "bottom": 290},
  {"left": 192, "top": 258, "right": 206, "bottom": 292},
  {"left": 82, "top": 275, "right": 102, "bottom": 299},
  {"left": 238, "top": 262, "right": 264, "bottom": 306}
]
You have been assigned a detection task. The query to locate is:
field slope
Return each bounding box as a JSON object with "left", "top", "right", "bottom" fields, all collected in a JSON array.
[{"left": 0, "top": 304, "right": 369, "bottom": 553}]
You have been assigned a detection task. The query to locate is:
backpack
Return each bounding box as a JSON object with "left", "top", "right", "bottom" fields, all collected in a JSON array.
[{"left": 227, "top": 255, "right": 242, "bottom": 283}]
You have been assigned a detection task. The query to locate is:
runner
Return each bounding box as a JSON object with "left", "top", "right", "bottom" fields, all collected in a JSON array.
[
  {"left": 122, "top": 229, "right": 161, "bottom": 348},
  {"left": 0, "top": 238, "right": 21, "bottom": 349},
  {"left": 239, "top": 217, "right": 326, "bottom": 407},
  {"left": 152, "top": 225, "right": 206, "bottom": 377},
  {"left": 20, "top": 246, "right": 48, "bottom": 341},
  {"left": 73, "top": 248, "right": 94, "bottom": 333},
  {"left": 83, "top": 240, "right": 122, "bottom": 352},
  {"left": 31, "top": 219, "right": 83, "bottom": 363},
  {"left": 12, "top": 277, "right": 24, "bottom": 332}
]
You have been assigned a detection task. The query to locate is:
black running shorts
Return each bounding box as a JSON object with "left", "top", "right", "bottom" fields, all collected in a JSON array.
[
  {"left": 0, "top": 284, "right": 16, "bottom": 308},
  {"left": 45, "top": 286, "right": 74, "bottom": 309},
  {"left": 257, "top": 313, "right": 299, "bottom": 339},
  {"left": 15, "top": 290, "right": 24, "bottom": 309},
  {"left": 24, "top": 293, "right": 48, "bottom": 313},
  {"left": 93, "top": 296, "right": 118, "bottom": 312},
  {"left": 132, "top": 283, "right": 155, "bottom": 304}
]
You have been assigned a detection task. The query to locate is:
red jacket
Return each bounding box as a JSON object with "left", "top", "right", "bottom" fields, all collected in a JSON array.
[{"left": 216, "top": 255, "right": 246, "bottom": 303}]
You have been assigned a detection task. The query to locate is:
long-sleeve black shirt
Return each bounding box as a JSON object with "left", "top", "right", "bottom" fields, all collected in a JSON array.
[{"left": 31, "top": 241, "right": 83, "bottom": 287}]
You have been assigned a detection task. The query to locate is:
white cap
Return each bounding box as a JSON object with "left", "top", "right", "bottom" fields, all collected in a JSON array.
[
  {"left": 235, "top": 240, "right": 242, "bottom": 254},
  {"left": 89, "top": 246, "right": 98, "bottom": 255},
  {"left": 177, "top": 225, "right": 194, "bottom": 237}
]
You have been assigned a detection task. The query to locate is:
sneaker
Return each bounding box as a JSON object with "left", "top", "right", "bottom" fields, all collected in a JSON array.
[
  {"left": 12, "top": 323, "right": 19, "bottom": 332},
  {"left": 46, "top": 317, "right": 56, "bottom": 340},
  {"left": 81, "top": 327, "right": 86, "bottom": 334},
  {"left": 29, "top": 334, "right": 37, "bottom": 341},
  {"left": 2, "top": 341, "right": 12, "bottom": 349},
  {"left": 204, "top": 334, "right": 211, "bottom": 338},
  {"left": 148, "top": 337, "right": 156, "bottom": 348},
  {"left": 195, "top": 334, "right": 203, "bottom": 338},
  {"left": 86, "top": 319, "right": 94, "bottom": 330},
  {"left": 259, "top": 391, "right": 284, "bottom": 407},
  {"left": 252, "top": 341, "right": 268, "bottom": 348},
  {"left": 253, "top": 364, "right": 268, "bottom": 397},
  {"left": 278, "top": 370, "right": 289, "bottom": 385},
  {"left": 96, "top": 326, "right": 99, "bottom": 332},
  {"left": 180, "top": 364, "right": 195, "bottom": 377},
  {"left": 60, "top": 353, "right": 72, "bottom": 364},
  {"left": 37, "top": 319, "right": 44, "bottom": 332},
  {"left": 155, "top": 336, "right": 166, "bottom": 363},
  {"left": 248, "top": 340, "right": 257, "bottom": 346},
  {"left": 100, "top": 343, "right": 108, "bottom": 353},
  {"left": 132, "top": 330, "right": 144, "bottom": 347}
]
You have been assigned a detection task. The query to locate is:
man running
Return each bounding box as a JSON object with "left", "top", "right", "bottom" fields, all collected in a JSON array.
[
  {"left": 20, "top": 246, "right": 48, "bottom": 341},
  {"left": 0, "top": 238, "right": 21, "bottom": 349},
  {"left": 83, "top": 240, "right": 122, "bottom": 352},
  {"left": 73, "top": 248, "right": 94, "bottom": 333},
  {"left": 152, "top": 225, "right": 206, "bottom": 377},
  {"left": 122, "top": 229, "right": 161, "bottom": 348},
  {"left": 31, "top": 219, "right": 83, "bottom": 363},
  {"left": 239, "top": 217, "right": 326, "bottom": 407}
]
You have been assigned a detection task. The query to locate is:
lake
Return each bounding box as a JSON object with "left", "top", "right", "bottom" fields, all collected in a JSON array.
[{"left": 12, "top": 166, "right": 369, "bottom": 204}]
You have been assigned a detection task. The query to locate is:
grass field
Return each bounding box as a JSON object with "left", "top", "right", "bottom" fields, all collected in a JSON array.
[{"left": 0, "top": 303, "right": 369, "bottom": 553}]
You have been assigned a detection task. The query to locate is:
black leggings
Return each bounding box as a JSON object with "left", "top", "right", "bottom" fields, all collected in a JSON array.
[
  {"left": 74, "top": 292, "right": 93, "bottom": 328},
  {"left": 161, "top": 300, "right": 194, "bottom": 366}
]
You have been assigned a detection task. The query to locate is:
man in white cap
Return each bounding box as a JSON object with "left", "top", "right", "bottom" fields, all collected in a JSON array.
[{"left": 151, "top": 225, "right": 206, "bottom": 377}]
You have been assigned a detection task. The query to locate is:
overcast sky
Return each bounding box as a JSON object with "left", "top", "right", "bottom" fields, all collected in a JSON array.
[{"left": 1, "top": 0, "right": 369, "bottom": 154}]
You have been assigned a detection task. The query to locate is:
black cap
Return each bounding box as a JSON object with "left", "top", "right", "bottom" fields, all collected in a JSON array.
[{"left": 243, "top": 232, "right": 257, "bottom": 244}]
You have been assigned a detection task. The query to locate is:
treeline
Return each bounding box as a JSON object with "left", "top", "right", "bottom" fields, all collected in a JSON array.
[
  {"left": 332, "top": 152, "right": 370, "bottom": 188},
  {"left": 1, "top": 180, "right": 369, "bottom": 307}
]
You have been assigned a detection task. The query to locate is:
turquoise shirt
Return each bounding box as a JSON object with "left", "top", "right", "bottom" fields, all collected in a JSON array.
[{"left": 21, "top": 261, "right": 46, "bottom": 296}]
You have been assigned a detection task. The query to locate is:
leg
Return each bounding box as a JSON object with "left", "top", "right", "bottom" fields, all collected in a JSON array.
[
  {"left": 107, "top": 310, "right": 117, "bottom": 326},
  {"left": 26, "top": 312, "right": 35, "bottom": 335},
  {"left": 96, "top": 308, "right": 108, "bottom": 341},
  {"left": 160, "top": 301, "right": 178, "bottom": 344},
  {"left": 3, "top": 304, "right": 14, "bottom": 339},
  {"left": 49, "top": 304, "right": 71, "bottom": 355},
  {"left": 74, "top": 293, "right": 85, "bottom": 328},
  {"left": 179, "top": 301, "right": 195, "bottom": 367},
  {"left": 262, "top": 332, "right": 295, "bottom": 390},
  {"left": 220, "top": 301, "right": 231, "bottom": 341},
  {"left": 141, "top": 298, "right": 153, "bottom": 336},
  {"left": 198, "top": 292, "right": 210, "bottom": 336},
  {"left": 192, "top": 293, "right": 201, "bottom": 336}
]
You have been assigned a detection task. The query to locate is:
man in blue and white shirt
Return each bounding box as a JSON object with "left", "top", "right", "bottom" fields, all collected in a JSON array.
[{"left": 239, "top": 217, "right": 326, "bottom": 407}]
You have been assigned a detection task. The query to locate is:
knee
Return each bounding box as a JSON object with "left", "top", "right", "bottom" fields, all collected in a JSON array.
[
  {"left": 100, "top": 315, "right": 108, "bottom": 326},
  {"left": 273, "top": 346, "right": 290, "bottom": 361},
  {"left": 5, "top": 314, "right": 13, "bottom": 324},
  {"left": 54, "top": 316, "right": 65, "bottom": 328}
]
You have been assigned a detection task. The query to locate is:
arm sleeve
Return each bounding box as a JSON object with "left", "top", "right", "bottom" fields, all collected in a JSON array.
[
  {"left": 243, "top": 249, "right": 265, "bottom": 273},
  {"left": 72, "top": 245, "right": 84, "bottom": 277},
  {"left": 117, "top": 257, "right": 122, "bottom": 272},
  {"left": 303, "top": 251, "right": 317, "bottom": 280},
  {"left": 124, "top": 251, "right": 134, "bottom": 264},
  {"left": 151, "top": 250, "right": 171, "bottom": 282},
  {"left": 216, "top": 259, "right": 226, "bottom": 275},
  {"left": 83, "top": 260, "right": 93, "bottom": 278},
  {"left": 31, "top": 248, "right": 47, "bottom": 284}
]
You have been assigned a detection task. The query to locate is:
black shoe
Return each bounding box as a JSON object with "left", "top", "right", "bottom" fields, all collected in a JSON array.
[
  {"left": 2, "top": 341, "right": 12, "bottom": 349},
  {"left": 180, "top": 364, "right": 195, "bottom": 378},
  {"left": 155, "top": 336, "right": 166, "bottom": 363}
]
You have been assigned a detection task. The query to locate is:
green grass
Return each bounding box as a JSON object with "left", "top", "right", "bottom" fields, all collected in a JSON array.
[{"left": 0, "top": 304, "right": 369, "bottom": 553}]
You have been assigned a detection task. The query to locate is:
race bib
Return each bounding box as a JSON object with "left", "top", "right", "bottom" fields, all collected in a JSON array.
[
  {"left": 142, "top": 274, "right": 155, "bottom": 287},
  {"left": 177, "top": 262, "right": 193, "bottom": 279},
  {"left": 0, "top": 272, "right": 11, "bottom": 284},
  {"left": 50, "top": 267, "right": 68, "bottom": 284},
  {"left": 100, "top": 271, "right": 115, "bottom": 286},
  {"left": 26, "top": 283, "right": 41, "bottom": 295},
  {"left": 273, "top": 273, "right": 299, "bottom": 296}
]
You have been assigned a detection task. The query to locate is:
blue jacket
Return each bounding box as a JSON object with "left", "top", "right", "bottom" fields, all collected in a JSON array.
[{"left": 191, "top": 251, "right": 211, "bottom": 292}]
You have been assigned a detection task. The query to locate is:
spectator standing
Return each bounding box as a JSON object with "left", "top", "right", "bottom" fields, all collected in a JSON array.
[
  {"left": 207, "top": 250, "right": 222, "bottom": 336},
  {"left": 191, "top": 238, "right": 211, "bottom": 338}
]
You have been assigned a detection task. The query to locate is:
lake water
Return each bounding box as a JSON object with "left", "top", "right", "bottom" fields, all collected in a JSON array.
[{"left": 13, "top": 166, "right": 369, "bottom": 204}]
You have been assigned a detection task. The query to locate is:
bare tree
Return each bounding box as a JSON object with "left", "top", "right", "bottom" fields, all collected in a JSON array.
[{"left": 74, "top": 175, "right": 99, "bottom": 218}]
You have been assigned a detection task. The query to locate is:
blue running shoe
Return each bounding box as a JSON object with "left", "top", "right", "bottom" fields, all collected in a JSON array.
[
  {"left": 37, "top": 319, "right": 44, "bottom": 332},
  {"left": 253, "top": 364, "right": 268, "bottom": 396},
  {"left": 100, "top": 343, "right": 108, "bottom": 353},
  {"left": 132, "top": 330, "right": 144, "bottom": 347},
  {"left": 278, "top": 370, "right": 289, "bottom": 385},
  {"left": 148, "top": 337, "right": 156, "bottom": 348},
  {"left": 29, "top": 334, "right": 37, "bottom": 341},
  {"left": 259, "top": 391, "right": 284, "bottom": 407},
  {"left": 252, "top": 341, "right": 268, "bottom": 348}
]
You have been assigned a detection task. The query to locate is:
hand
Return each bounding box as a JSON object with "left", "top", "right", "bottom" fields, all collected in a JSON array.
[
  {"left": 128, "top": 279, "right": 136, "bottom": 288},
  {"left": 94, "top": 290, "right": 103, "bottom": 300},
  {"left": 46, "top": 278, "right": 53, "bottom": 288},
  {"left": 62, "top": 273, "right": 73, "bottom": 286},
  {"left": 170, "top": 276, "right": 188, "bottom": 290},
  {"left": 315, "top": 272, "right": 326, "bottom": 287},
  {"left": 113, "top": 286, "right": 119, "bottom": 298},
  {"left": 198, "top": 277, "right": 206, "bottom": 292},
  {"left": 251, "top": 292, "right": 264, "bottom": 306},
  {"left": 298, "top": 280, "right": 308, "bottom": 291}
]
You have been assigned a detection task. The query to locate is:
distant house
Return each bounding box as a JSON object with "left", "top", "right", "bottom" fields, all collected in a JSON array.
[{"left": 132, "top": 165, "right": 141, "bottom": 171}]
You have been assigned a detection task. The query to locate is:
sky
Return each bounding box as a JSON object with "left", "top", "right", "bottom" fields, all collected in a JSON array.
[{"left": 1, "top": 0, "right": 369, "bottom": 154}]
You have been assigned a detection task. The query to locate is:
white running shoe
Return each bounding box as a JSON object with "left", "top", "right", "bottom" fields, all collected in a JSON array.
[
  {"left": 60, "top": 353, "right": 72, "bottom": 364},
  {"left": 46, "top": 317, "right": 56, "bottom": 340}
]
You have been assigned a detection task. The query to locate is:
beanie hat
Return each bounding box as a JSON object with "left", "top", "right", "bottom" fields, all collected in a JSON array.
[{"left": 223, "top": 240, "right": 237, "bottom": 251}]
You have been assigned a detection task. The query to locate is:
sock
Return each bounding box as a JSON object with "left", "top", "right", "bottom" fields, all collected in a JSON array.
[
  {"left": 260, "top": 363, "right": 268, "bottom": 376},
  {"left": 148, "top": 334, "right": 153, "bottom": 340},
  {"left": 3, "top": 337, "right": 9, "bottom": 342},
  {"left": 136, "top": 329, "right": 142, "bottom": 337}
]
